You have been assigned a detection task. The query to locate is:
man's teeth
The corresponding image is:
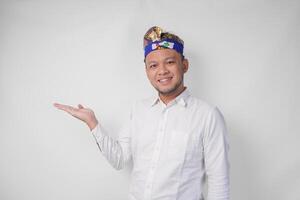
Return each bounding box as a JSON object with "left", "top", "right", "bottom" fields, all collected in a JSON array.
[{"left": 159, "top": 78, "right": 171, "bottom": 82}]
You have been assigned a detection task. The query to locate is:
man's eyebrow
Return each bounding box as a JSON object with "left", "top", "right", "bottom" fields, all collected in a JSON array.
[
  {"left": 146, "top": 60, "right": 158, "bottom": 65},
  {"left": 164, "top": 56, "right": 176, "bottom": 60}
]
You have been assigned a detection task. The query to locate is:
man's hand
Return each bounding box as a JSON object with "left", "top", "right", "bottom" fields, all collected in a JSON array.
[{"left": 53, "top": 103, "right": 98, "bottom": 131}]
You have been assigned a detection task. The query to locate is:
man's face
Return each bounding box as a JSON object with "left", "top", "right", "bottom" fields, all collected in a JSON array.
[{"left": 145, "top": 49, "right": 189, "bottom": 96}]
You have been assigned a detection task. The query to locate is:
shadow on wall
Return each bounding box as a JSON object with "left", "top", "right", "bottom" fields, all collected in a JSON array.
[
  {"left": 230, "top": 126, "right": 300, "bottom": 200},
  {"left": 229, "top": 126, "right": 258, "bottom": 200}
]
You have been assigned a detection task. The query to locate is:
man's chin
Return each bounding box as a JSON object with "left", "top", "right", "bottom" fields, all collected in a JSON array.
[{"left": 157, "top": 87, "right": 176, "bottom": 96}]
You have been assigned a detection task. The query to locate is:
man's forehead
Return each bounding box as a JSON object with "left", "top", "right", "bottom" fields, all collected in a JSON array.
[{"left": 145, "top": 49, "right": 180, "bottom": 62}]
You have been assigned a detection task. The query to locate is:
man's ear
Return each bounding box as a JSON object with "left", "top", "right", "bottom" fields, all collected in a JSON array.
[{"left": 182, "top": 58, "right": 189, "bottom": 73}]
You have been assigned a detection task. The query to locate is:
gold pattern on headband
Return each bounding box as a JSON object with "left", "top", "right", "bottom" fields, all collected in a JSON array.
[
  {"left": 143, "top": 26, "right": 184, "bottom": 49},
  {"left": 144, "top": 26, "right": 163, "bottom": 42}
]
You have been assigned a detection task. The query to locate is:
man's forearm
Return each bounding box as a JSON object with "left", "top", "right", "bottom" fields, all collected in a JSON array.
[{"left": 91, "top": 125, "right": 127, "bottom": 170}]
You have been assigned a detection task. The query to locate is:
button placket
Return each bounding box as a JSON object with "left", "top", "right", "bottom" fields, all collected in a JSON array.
[{"left": 143, "top": 108, "right": 169, "bottom": 200}]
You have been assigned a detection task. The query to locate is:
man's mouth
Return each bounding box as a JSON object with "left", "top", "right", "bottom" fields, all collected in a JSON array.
[{"left": 158, "top": 77, "right": 173, "bottom": 84}]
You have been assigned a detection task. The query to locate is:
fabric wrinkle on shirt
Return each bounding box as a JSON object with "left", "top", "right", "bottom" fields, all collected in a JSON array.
[{"left": 91, "top": 88, "right": 230, "bottom": 200}]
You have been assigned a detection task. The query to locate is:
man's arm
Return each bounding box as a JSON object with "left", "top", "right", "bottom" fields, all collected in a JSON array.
[
  {"left": 91, "top": 116, "right": 132, "bottom": 170},
  {"left": 203, "top": 107, "right": 230, "bottom": 200},
  {"left": 53, "top": 103, "right": 131, "bottom": 170}
]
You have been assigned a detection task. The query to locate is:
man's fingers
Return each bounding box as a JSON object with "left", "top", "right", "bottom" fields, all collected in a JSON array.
[
  {"left": 53, "top": 103, "right": 68, "bottom": 110},
  {"left": 53, "top": 103, "right": 65, "bottom": 110},
  {"left": 53, "top": 103, "right": 78, "bottom": 114},
  {"left": 54, "top": 102, "right": 95, "bottom": 125}
]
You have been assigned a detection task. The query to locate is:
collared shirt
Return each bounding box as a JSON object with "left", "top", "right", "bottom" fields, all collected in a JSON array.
[{"left": 91, "top": 89, "right": 230, "bottom": 200}]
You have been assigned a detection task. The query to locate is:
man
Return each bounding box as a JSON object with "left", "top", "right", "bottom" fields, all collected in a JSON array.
[{"left": 54, "top": 26, "right": 230, "bottom": 200}]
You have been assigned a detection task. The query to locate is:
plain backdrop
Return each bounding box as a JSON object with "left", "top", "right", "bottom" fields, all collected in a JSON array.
[{"left": 0, "top": 0, "right": 299, "bottom": 199}]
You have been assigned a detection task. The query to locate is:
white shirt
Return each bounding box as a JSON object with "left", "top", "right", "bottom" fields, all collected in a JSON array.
[{"left": 91, "top": 89, "right": 230, "bottom": 200}]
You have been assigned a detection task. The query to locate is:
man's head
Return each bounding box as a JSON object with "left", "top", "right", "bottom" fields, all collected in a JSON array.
[{"left": 143, "top": 26, "right": 189, "bottom": 97}]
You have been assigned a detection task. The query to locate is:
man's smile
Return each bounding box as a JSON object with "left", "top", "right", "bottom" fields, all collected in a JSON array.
[{"left": 157, "top": 76, "right": 173, "bottom": 84}]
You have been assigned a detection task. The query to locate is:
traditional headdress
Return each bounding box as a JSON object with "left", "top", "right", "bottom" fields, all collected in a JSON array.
[{"left": 143, "top": 26, "right": 184, "bottom": 58}]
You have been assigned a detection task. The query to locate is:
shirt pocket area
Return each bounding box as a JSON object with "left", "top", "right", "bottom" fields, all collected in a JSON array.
[
  {"left": 166, "top": 130, "right": 190, "bottom": 161},
  {"left": 167, "top": 130, "right": 202, "bottom": 163}
]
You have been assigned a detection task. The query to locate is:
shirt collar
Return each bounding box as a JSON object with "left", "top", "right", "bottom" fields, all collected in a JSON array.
[{"left": 150, "top": 87, "right": 191, "bottom": 107}]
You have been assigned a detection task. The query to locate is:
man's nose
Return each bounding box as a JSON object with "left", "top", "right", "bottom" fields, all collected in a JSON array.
[{"left": 158, "top": 64, "right": 169, "bottom": 75}]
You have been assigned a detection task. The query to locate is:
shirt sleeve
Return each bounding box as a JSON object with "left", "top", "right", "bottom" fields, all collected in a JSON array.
[
  {"left": 203, "top": 106, "right": 230, "bottom": 200},
  {"left": 91, "top": 112, "right": 132, "bottom": 170}
]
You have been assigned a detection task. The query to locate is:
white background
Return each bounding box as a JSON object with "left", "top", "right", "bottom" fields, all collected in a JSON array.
[{"left": 0, "top": 0, "right": 299, "bottom": 199}]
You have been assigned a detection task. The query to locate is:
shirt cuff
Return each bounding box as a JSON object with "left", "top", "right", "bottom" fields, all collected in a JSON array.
[{"left": 91, "top": 124, "right": 105, "bottom": 143}]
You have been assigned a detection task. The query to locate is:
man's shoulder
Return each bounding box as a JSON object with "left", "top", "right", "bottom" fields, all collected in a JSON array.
[
  {"left": 188, "top": 95, "right": 216, "bottom": 113},
  {"left": 187, "top": 96, "right": 227, "bottom": 129}
]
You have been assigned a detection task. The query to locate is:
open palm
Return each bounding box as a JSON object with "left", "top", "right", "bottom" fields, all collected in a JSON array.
[{"left": 53, "top": 103, "right": 98, "bottom": 130}]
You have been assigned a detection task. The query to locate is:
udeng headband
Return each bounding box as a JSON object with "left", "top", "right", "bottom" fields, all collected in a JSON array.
[{"left": 144, "top": 39, "right": 184, "bottom": 58}]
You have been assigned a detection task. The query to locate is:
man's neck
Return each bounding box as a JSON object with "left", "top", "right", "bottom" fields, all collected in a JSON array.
[{"left": 159, "top": 86, "right": 186, "bottom": 105}]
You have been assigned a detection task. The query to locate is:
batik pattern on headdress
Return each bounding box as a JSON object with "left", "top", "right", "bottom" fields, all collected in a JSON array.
[{"left": 143, "top": 26, "right": 184, "bottom": 58}]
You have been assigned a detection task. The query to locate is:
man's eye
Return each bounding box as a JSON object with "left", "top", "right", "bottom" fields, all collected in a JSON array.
[
  {"left": 167, "top": 60, "right": 175, "bottom": 64},
  {"left": 149, "top": 64, "right": 157, "bottom": 69}
]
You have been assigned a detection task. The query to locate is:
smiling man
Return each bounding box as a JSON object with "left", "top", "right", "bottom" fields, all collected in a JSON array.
[{"left": 54, "top": 26, "right": 230, "bottom": 200}]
